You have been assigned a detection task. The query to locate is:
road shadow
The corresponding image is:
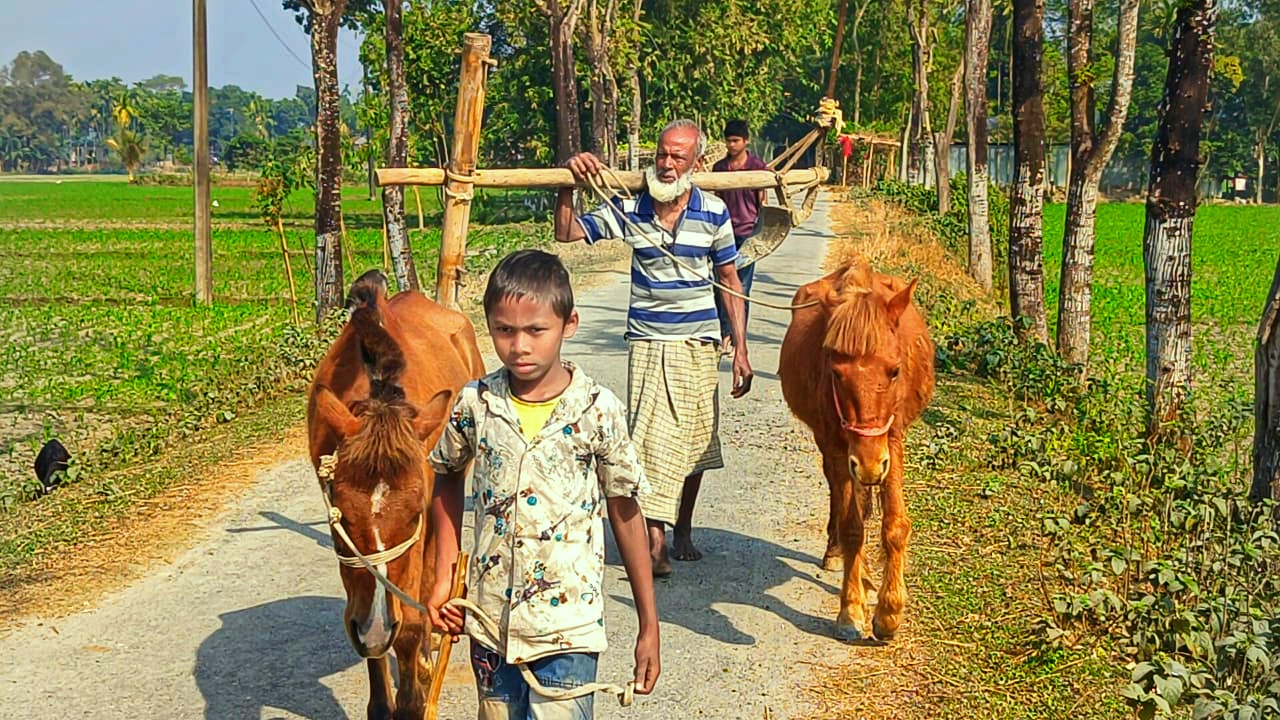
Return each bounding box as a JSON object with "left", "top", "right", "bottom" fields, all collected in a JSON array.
[
  {"left": 195, "top": 595, "right": 358, "bottom": 720},
  {"left": 604, "top": 525, "right": 836, "bottom": 646}
]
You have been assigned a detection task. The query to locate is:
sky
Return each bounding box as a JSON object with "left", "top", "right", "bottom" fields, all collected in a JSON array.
[{"left": 1, "top": 0, "right": 365, "bottom": 99}]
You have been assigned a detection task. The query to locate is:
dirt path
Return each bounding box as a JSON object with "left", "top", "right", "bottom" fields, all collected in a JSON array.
[{"left": 0, "top": 194, "right": 859, "bottom": 719}]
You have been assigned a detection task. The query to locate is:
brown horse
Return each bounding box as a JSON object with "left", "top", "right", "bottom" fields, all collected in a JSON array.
[
  {"left": 779, "top": 262, "right": 934, "bottom": 642},
  {"left": 307, "top": 270, "right": 485, "bottom": 719}
]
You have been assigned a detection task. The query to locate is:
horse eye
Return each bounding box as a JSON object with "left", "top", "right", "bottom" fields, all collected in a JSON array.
[{"left": 889, "top": 367, "right": 901, "bottom": 380}]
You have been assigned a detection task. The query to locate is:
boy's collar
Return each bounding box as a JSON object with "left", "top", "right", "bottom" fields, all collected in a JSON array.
[{"left": 478, "top": 361, "right": 597, "bottom": 423}]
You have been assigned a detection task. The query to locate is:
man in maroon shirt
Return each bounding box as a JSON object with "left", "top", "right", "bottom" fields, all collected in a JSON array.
[{"left": 712, "top": 119, "right": 767, "bottom": 357}]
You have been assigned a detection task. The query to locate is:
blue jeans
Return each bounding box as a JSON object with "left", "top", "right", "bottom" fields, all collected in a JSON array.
[
  {"left": 471, "top": 642, "right": 600, "bottom": 720},
  {"left": 715, "top": 234, "right": 756, "bottom": 343}
]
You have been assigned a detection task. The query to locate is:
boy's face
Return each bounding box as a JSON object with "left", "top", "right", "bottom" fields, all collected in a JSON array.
[
  {"left": 724, "top": 135, "right": 747, "bottom": 158},
  {"left": 487, "top": 294, "right": 579, "bottom": 392}
]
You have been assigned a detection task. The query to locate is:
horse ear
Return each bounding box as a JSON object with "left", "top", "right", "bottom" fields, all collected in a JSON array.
[
  {"left": 313, "top": 386, "right": 361, "bottom": 440},
  {"left": 886, "top": 278, "right": 918, "bottom": 323},
  {"left": 413, "top": 389, "right": 454, "bottom": 441}
]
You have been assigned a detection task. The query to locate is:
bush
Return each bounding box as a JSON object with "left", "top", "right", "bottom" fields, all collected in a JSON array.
[{"left": 938, "top": 318, "right": 1279, "bottom": 720}]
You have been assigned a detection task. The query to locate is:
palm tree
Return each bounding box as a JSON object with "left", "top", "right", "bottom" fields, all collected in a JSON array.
[{"left": 106, "top": 128, "right": 145, "bottom": 181}]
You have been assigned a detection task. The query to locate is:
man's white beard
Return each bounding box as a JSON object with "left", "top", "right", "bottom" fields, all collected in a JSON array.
[{"left": 645, "top": 165, "right": 693, "bottom": 204}]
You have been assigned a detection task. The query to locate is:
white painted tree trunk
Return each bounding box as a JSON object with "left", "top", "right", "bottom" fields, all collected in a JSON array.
[
  {"left": 1143, "top": 212, "right": 1194, "bottom": 425},
  {"left": 1057, "top": 0, "right": 1140, "bottom": 365},
  {"left": 1251, "top": 256, "right": 1280, "bottom": 504},
  {"left": 965, "top": 0, "right": 993, "bottom": 292}
]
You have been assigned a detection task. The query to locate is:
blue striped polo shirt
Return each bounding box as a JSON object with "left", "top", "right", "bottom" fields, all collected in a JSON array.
[{"left": 577, "top": 187, "right": 738, "bottom": 342}]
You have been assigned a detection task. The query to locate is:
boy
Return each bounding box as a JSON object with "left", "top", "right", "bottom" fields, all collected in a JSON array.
[
  {"left": 427, "top": 249, "right": 661, "bottom": 719},
  {"left": 711, "top": 119, "right": 768, "bottom": 358}
]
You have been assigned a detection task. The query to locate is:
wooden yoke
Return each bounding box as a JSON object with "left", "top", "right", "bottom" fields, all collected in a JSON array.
[
  {"left": 377, "top": 166, "right": 830, "bottom": 191},
  {"left": 437, "top": 33, "right": 493, "bottom": 309}
]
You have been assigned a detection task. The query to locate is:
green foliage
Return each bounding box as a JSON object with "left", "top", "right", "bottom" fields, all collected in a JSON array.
[{"left": 875, "top": 176, "right": 1011, "bottom": 292}]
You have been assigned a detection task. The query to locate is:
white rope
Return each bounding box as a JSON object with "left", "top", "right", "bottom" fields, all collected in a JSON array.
[{"left": 583, "top": 173, "right": 820, "bottom": 311}]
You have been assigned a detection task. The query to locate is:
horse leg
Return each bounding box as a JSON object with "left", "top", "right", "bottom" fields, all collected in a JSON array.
[
  {"left": 872, "top": 440, "right": 911, "bottom": 641},
  {"left": 833, "top": 470, "right": 870, "bottom": 641},
  {"left": 821, "top": 453, "right": 843, "bottom": 572},
  {"left": 366, "top": 656, "right": 395, "bottom": 720},
  {"left": 391, "top": 622, "right": 427, "bottom": 720}
]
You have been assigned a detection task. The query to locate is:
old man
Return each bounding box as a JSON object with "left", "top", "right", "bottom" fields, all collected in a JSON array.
[{"left": 554, "top": 119, "right": 753, "bottom": 577}]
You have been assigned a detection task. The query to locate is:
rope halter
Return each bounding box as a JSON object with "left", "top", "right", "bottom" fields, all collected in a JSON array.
[
  {"left": 830, "top": 375, "right": 894, "bottom": 437},
  {"left": 316, "top": 452, "right": 428, "bottom": 605}
]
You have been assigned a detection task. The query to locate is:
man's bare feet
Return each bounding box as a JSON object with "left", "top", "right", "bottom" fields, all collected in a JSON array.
[
  {"left": 648, "top": 521, "right": 672, "bottom": 577},
  {"left": 672, "top": 528, "right": 702, "bottom": 561}
]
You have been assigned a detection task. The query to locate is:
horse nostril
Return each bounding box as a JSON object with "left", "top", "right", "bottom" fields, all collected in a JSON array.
[
  {"left": 880, "top": 457, "right": 890, "bottom": 478},
  {"left": 848, "top": 458, "right": 859, "bottom": 477}
]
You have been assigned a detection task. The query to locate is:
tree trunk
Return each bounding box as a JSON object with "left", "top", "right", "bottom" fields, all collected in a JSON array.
[
  {"left": 312, "top": 0, "right": 348, "bottom": 323},
  {"left": 828, "top": 0, "right": 850, "bottom": 99},
  {"left": 626, "top": 0, "right": 641, "bottom": 170},
  {"left": 1258, "top": 132, "right": 1267, "bottom": 205},
  {"left": 1252, "top": 256, "right": 1280, "bottom": 504},
  {"left": 851, "top": 0, "right": 867, "bottom": 125},
  {"left": 965, "top": 0, "right": 993, "bottom": 292},
  {"left": 547, "top": 0, "right": 585, "bottom": 163},
  {"left": 1057, "top": 0, "right": 1141, "bottom": 364},
  {"left": 1009, "top": 0, "right": 1048, "bottom": 342},
  {"left": 1144, "top": 0, "right": 1215, "bottom": 439},
  {"left": 382, "top": 0, "right": 419, "bottom": 293},
  {"left": 584, "top": 0, "right": 620, "bottom": 167},
  {"left": 936, "top": 61, "right": 964, "bottom": 215},
  {"left": 907, "top": 0, "right": 934, "bottom": 187}
]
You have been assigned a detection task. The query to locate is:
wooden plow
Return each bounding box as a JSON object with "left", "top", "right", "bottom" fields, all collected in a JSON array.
[{"left": 374, "top": 33, "right": 840, "bottom": 306}]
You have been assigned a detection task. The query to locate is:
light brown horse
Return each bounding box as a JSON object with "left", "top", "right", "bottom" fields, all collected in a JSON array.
[
  {"left": 779, "top": 262, "right": 934, "bottom": 642},
  {"left": 307, "top": 270, "right": 484, "bottom": 719}
]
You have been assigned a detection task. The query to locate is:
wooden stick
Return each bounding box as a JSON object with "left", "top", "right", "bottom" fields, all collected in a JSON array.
[
  {"left": 436, "top": 33, "right": 492, "bottom": 308},
  {"left": 382, "top": 216, "right": 391, "bottom": 274},
  {"left": 412, "top": 185, "right": 425, "bottom": 230},
  {"left": 275, "top": 218, "right": 300, "bottom": 324},
  {"left": 377, "top": 166, "right": 830, "bottom": 191},
  {"left": 340, "top": 215, "right": 354, "bottom": 287},
  {"left": 425, "top": 551, "right": 469, "bottom": 720}
]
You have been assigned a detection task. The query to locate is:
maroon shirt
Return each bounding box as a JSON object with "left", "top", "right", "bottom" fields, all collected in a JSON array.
[{"left": 712, "top": 152, "right": 767, "bottom": 239}]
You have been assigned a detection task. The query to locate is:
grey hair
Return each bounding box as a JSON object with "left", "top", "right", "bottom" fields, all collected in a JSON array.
[{"left": 660, "top": 119, "right": 707, "bottom": 160}]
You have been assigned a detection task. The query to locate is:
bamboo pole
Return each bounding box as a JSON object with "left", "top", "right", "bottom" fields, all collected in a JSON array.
[
  {"left": 412, "top": 186, "right": 425, "bottom": 230},
  {"left": 377, "top": 166, "right": 830, "bottom": 191},
  {"left": 436, "top": 33, "right": 492, "bottom": 308},
  {"left": 424, "top": 551, "right": 469, "bottom": 720},
  {"left": 340, "top": 215, "right": 355, "bottom": 284},
  {"left": 382, "top": 216, "right": 391, "bottom": 274},
  {"left": 275, "top": 218, "right": 301, "bottom": 324}
]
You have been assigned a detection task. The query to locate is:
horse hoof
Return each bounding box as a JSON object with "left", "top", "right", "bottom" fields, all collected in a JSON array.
[
  {"left": 822, "top": 555, "right": 843, "bottom": 572},
  {"left": 871, "top": 617, "right": 897, "bottom": 642},
  {"left": 834, "top": 621, "right": 864, "bottom": 642}
]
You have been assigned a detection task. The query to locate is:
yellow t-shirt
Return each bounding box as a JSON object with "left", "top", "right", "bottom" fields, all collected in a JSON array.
[{"left": 509, "top": 391, "right": 561, "bottom": 442}]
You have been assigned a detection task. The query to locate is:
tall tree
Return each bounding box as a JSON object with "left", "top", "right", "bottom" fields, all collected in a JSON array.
[
  {"left": 539, "top": 0, "right": 585, "bottom": 162},
  {"left": 382, "top": 0, "right": 419, "bottom": 292},
  {"left": 1143, "top": 0, "right": 1216, "bottom": 438},
  {"left": 582, "top": 0, "right": 621, "bottom": 166},
  {"left": 907, "top": 0, "right": 936, "bottom": 186},
  {"left": 935, "top": 62, "right": 963, "bottom": 214},
  {"left": 828, "top": 0, "right": 850, "bottom": 99},
  {"left": 1008, "top": 0, "right": 1048, "bottom": 341},
  {"left": 848, "top": 0, "right": 874, "bottom": 125},
  {"left": 286, "top": 0, "right": 351, "bottom": 322},
  {"left": 965, "top": 0, "right": 994, "bottom": 292},
  {"left": 1055, "top": 0, "right": 1140, "bottom": 365},
  {"left": 625, "top": 0, "right": 643, "bottom": 170}
]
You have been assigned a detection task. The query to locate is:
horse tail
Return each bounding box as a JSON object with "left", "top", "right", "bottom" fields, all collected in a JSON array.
[{"left": 345, "top": 270, "right": 407, "bottom": 403}]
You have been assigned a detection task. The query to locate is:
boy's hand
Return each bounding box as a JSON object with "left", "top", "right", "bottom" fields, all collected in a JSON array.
[
  {"left": 632, "top": 629, "right": 661, "bottom": 695},
  {"left": 731, "top": 349, "right": 753, "bottom": 398},
  {"left": 426, "top": 577, "right": 465, "bottom": 636}
]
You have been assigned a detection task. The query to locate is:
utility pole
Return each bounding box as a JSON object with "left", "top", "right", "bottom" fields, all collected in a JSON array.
[{"left": 193, "top": 0, "right": 213, "bottom": 305}]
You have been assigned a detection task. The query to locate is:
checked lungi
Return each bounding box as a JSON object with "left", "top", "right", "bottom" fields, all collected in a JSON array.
[{"left": 626, "top": 339, "right": 723, "bottom": 525}]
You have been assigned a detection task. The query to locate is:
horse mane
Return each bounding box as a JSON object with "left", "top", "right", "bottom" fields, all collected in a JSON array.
[
  {"left": 341, "top": 398, "right": 424, "bottom": 479},
  {"left": 337, "top": 269, "right": 422, "bottom": 481},
  {"left": 822, "top": 265, "right": 891, "bottom": 357}
]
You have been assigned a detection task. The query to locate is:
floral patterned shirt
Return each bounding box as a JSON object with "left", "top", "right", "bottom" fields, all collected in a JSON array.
[{"left": 428, "top": 363, "right": 649, "bottom": 663}]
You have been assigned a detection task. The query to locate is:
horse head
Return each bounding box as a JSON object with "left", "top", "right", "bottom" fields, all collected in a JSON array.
[
  {"left": 819, "top": 262, "right": 918, "bottom": 487},
  {"left": 310, "top": 278, "right": 452, "bottom": 659}
]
